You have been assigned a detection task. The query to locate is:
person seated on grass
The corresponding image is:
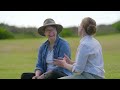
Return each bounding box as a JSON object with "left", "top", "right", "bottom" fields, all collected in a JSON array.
[
  {"left": 53, "top": 17, "right": 105, "bottom": 79},
  {"left": 21, "top": 18, "right": 72, "bottom": 79}
]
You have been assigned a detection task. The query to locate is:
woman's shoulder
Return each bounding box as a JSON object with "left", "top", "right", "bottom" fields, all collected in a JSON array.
[{"left": 81, "top": 37, "right": 101, "bottom": 49}]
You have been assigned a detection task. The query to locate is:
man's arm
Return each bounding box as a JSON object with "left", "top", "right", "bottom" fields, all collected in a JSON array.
[
  {"left": 35, "top": 46, "right": 44, "bottom": 73},
  {"left": 32, "top": 46, "right": 44, "bottom": 79}
]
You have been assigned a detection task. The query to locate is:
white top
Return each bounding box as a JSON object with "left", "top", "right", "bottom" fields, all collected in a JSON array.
[
  {"left": 72, "top": 35, "right": 105, "bottom": 78},
  {"left": 46, "top": 49, "right": 56, "bottom": 71}
]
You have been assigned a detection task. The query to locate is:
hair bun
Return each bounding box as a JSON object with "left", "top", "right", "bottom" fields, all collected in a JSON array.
[{"left": 87, "top": 25, "right": 96, "bottom": 35}]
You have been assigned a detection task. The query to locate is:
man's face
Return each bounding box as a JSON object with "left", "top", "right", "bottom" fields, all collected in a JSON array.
[{"left": 44, "top": 26, "right": 57, "bottom": 40}]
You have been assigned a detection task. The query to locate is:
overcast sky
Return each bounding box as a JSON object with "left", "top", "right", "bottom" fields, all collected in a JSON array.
[{"left": 0, "top": 11, "right": 120, "bottom": 28}]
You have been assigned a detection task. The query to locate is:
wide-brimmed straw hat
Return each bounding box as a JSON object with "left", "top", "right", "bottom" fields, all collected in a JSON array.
[{"left": 38, "top": 18, "right": 63, "bottom": 36}]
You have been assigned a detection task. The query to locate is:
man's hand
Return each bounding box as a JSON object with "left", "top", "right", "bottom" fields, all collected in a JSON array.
[
  {"left": 32, "top": 76, "right": 39, "bottom": 79},
  {"left": 32, "top": 74, "right": 45, "bottom": 79},
  {"left": 53, "top": 58, "right": 67, "bottom": 68},
  {"left": 32, "top": 70, "right": 42, "bottom": 79},
  {"left": 37, "top": 74, "right": 45, "bottom": 79}
]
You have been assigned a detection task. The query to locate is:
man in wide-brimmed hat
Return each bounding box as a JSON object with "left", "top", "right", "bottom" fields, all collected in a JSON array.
[
  {"left": 21, "top": 18, "right": 73, "bottom": 79},
  {"left": 38, "top": 18, "right": 63, "bottom": 36}
]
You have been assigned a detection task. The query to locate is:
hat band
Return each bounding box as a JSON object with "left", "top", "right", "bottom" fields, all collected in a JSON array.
[{"left": 43, "top": 23, "right": 56, "bottom": 26}]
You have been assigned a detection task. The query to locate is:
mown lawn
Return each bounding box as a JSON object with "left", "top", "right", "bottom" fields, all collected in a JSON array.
[{"left": 0, "top": 34, "right": 120, "bottom": 79}]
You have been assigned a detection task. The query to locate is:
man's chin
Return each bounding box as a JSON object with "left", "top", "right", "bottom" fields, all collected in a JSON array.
[{"left": 49, "top": 36, "right": 55, "bottom": 39}]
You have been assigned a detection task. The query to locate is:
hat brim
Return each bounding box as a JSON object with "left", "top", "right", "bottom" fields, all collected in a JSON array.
[{"left": 38, "top": 24, "right": 63, "bottom": 36}]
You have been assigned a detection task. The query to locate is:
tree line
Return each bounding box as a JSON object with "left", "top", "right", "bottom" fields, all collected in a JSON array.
[{"left": 0, "top": 21, "right": 120, "bottom": 39}]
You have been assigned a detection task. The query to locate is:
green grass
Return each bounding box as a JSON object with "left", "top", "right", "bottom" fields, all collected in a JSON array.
[{"left": 0, "top": 34, "right": 120, "bottom": 79}]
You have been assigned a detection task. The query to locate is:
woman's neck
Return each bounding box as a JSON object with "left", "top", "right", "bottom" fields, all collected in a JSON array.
[
  {"left": 49, "top": 39, "right": 56, "bottom": 50},
  {"left": 81, "top": 31, "right": 87, "bottom": 38}
]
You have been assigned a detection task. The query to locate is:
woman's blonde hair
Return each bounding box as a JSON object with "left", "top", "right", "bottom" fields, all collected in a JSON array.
[{"left": 82, "top": 17, "right": 96, "bottom": 35}]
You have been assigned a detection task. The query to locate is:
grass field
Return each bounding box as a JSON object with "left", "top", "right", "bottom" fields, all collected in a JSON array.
[{"left": 0, "top": 33, "right": 120, "bottom": 79}]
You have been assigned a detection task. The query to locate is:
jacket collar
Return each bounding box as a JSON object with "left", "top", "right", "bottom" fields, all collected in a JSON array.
[
  {"left": 80, "top": 35, "right": 92, "bottom": 43},
  {"left": 44, "top": 35, "right": 60, "bottom": 47}
]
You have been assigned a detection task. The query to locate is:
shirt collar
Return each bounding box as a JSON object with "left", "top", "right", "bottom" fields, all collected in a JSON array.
[
  {"left": 44, "top": 35, "right": 60, "bottom": 46},
  {"left": 80, "top": 35, "right": 92, "bottom": 43}
]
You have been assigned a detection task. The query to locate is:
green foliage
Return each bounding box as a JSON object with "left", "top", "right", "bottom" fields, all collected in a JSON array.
[
  {"left": 112, "top": 21, "right": 120, "bottom": 31},
  {"left": 0, "top": 27, "right": 14, "bottom": 39},
  {"left": 96, "top": 25, "right": 119, "bottom": 36},
  {"left": 59, "top": 28, "right": 76, "bottom": 37},
  {"left": 1, "top": 20, "right": 120, "bottom": 39},
  {"left": 0, "top": 23, "right": 41, "bottom": 39}
]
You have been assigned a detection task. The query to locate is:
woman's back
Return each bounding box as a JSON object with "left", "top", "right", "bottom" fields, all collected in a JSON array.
[{"left": 80, "top": 35, "right": 105, "bottom": 78}]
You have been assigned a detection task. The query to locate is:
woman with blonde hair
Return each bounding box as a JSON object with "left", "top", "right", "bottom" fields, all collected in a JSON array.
[{"left": 53, "top": 17, "right": 105, "bottom": 79}]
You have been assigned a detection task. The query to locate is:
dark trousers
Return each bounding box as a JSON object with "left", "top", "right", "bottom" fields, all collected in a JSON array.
[
  {"left": 21, "top": 73, "right": 35, "bottom": 79},
  {"left": 21, "top": 69, "right": 67, "bottom": 79}
]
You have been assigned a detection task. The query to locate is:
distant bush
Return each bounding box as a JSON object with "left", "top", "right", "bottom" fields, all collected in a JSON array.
[
  {"left": 0, "top": 23, "right": 41, "bottom": 39},
  {"left": 0, "top": 21, "right": 120, "bottom": 39},
  {"left": 96, "top": 25, "right": 119, "bottom": 36},
  {"left": 112, "top": 21, "right": 120, "bottom": 31},
  {"left": 0, "top": 27, "right": 14, "bottom": 39},
  {"left": 59, "top": 28, "right": 76, "bottom": 37}
]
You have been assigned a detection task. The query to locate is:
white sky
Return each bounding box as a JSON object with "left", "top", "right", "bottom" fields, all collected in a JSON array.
[{"left": 0, "top": 11, "right": 120, "bottom": 28}]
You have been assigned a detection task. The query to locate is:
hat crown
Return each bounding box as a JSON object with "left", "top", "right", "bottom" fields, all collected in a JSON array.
[
  {"left": 38, "top": 18, "right": 63, "bottom": 36},
  {"left": 43, "top": 18, "right": 55, "bottom": 25}
]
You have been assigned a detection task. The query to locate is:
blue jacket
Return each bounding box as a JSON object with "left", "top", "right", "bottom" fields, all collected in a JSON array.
[{"left": 35, "top": 36, "right": 73, "bottom": 75}]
